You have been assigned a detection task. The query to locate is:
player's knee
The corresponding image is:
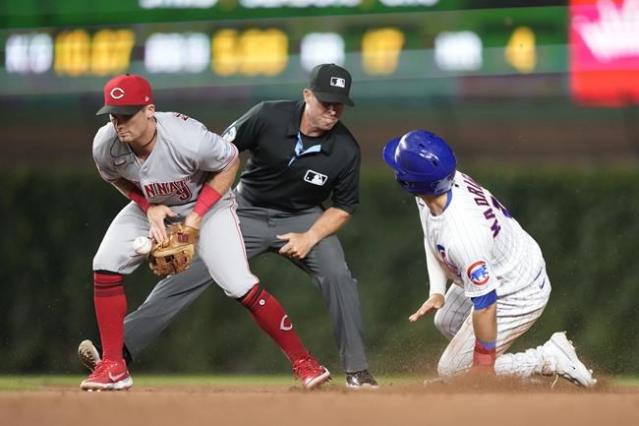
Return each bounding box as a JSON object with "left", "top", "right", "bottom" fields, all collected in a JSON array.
[
  {"left": 92, "top": 248, "right": 123, "bottom": 272},
  {"left": 436, "top": 356, "right": 459, "bottom": 378},
  {"left": 433, "top": 310, "right": 454, "bottom": 339},
  {"left": 315, "top": 268, "right": 355, "bottom": 289},
  {"left": 92, "top": 252, "right": 107, "bottom": 270}
]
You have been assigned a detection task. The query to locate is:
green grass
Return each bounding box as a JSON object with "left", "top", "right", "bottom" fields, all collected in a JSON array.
[
  {"left": 610, "top": 377, "right": 639, "bottom": 387},
  {"left": 0, "top": 374, "right": 425, "bottom": 391},
  {"left": 0, "top": 375, "right": 295, "bottom": 391},
  {"left": 1, "top": 375, "right": 637, "bottom": 392}
]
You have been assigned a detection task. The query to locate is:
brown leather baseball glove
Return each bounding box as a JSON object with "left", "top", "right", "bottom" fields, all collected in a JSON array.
[{"left": 149, "top": 223, "right": 199, "bottom": 277}]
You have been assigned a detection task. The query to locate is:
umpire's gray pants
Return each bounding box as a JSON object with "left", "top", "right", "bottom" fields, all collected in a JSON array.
[{"left": 123, "top": 192, "right": 369, "bottom": 373}]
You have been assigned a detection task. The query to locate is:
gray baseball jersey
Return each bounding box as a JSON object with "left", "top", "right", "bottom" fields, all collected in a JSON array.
[
  {"left": 92, "top": 112, "right": 257, "bottom": 298},
  {"left": 93, "top": 112, "right": 236, "bottom": 205}
]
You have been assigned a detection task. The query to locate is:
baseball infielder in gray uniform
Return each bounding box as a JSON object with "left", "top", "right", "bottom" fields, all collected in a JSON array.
[
  {"left": 80, "top": 65, "right": 377, "bottom": 388},
  {"left": 81, "top": 74, "right": 331, "bottom": 391},
  {"left": 383, "top": 129, "right": 596, "bottom": 387}
]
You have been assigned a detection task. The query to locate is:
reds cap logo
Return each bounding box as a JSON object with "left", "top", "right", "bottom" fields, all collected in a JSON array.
[
  {"left": 110, "top": 87, "right": 125, "bottom": 100},
  {"left": 467, "top": 260, "right": 490, "bottom": 285}
]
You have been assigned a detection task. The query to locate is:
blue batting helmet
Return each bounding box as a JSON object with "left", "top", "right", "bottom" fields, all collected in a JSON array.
[{"left": 383, "top": 130, "right": 457, "bottom": 196}]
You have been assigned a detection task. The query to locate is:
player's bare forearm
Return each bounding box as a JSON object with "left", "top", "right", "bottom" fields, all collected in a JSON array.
[
  {"left": 206, "top": 155, "right": 240, "bottom": 196},
  {"left": 471, "top": 302, "right": 497, "bottom": 369},
  {"left": 277, "top": 207, "right": 351, "bottom": 259},
  {"left": 307, "top": 207, "right": 351, "bottom": 242},
  {"left": 472, "top": 303, "right": 497, "bottom": 344}
]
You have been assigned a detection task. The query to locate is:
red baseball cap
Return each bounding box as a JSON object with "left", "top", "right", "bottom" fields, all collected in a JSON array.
[{"left": 96, "top": 74, "right": 154, "bottom": 116}]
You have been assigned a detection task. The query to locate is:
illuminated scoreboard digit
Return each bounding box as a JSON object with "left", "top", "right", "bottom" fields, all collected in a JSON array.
[
  {"left": 211, "top": 29, "right": 239, "bottom": 76},
  {"left": 362, "top": 28, "right": 405, "bottom": 75},
  {"left": 300, "top": 33, "right": 345, "bottom": 72},
  {"left": 92, "top": 30, "right": 136, "bottom": 75},
  {"left": 238, "top": 29, "right": 288, "bottom": 76},
  {"left": 54, "top": 30, "right": 90, "bottom": 76},
  {"left": 211, "top": 28, "right": 288, "bottom": 77},
  {"left": 5, "top": 33, "right": 53, "bottom": 74},
  {"left": 505, "top": 27, "right": 537, "bottom": 74},
  {"left": 53, "top": 29, "right": 134, "bottom": 76},
  {"left": 145, "top": 33, "right": 209, "bottom": 73},
  {"left": 434, "top": 31, "right": 482, "bottom": 72}
]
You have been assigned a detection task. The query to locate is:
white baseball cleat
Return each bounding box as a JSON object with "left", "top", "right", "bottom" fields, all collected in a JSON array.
[
  {"left": 78, "top": 339, "right": 101, "bottom": 372},
  {"left": 542, "top": 331, "right": 597, "bottom": 387}
]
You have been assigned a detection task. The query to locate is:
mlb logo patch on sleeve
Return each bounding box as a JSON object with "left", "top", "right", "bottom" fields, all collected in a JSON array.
[
  {"left": 222, "top": 125, "right": 237, "bottom": 142},
  {"left": 304, "top": 170, "right": 328, "bottom": 186},
  {"left": 467, "top": 260, "right": 490, "bottom": 285}
]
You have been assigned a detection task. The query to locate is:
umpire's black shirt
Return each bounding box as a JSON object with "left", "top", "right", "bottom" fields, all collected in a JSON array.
[{"left": 222, "top": 100, "right": 360, "bottom": 213}]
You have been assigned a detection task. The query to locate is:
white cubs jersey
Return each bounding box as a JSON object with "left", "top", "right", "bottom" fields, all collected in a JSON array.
[
  {"left": 417, "top": 171, "right": 545, "bottom": 298},
  {"left": 92, "top": 112, "right": 237, "bottom": 206}
]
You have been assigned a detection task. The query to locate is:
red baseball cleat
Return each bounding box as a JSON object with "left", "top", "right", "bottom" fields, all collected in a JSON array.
[
  {"left": 80, "top": 358, "right": 132, "bottom": 391},
  {"left": 292, "top": 355, "right": 331, "bottom": 389}
]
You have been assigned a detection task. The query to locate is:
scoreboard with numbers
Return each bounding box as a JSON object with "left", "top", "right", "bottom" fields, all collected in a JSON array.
[{"left": 0, "top": 4, "right": 567, "bottom": 97}]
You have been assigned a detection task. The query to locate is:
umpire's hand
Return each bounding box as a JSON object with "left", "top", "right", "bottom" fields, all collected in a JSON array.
[{"left": 277, "top": 231, "right": 320, "bottom": 260}]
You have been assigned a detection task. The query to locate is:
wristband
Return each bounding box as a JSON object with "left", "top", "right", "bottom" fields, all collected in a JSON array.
[
  {"left": 473, "top": 339, "right": 496, "bottom": 368},
  {"left": 193, "top": 185, "right": 222, "bottom": 217},
  {"left": 129, "top": 188, "right": 150, "bottom": 213}
]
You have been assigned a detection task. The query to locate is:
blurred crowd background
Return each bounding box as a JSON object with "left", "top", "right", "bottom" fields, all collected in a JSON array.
[{"left": 1, "top": 0, "right": 638, "bottom": 377}]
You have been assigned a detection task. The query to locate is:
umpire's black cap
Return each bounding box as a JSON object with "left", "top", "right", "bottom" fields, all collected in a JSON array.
[{"left": 309, "top": 63, "right": 354, "bottom": 107}]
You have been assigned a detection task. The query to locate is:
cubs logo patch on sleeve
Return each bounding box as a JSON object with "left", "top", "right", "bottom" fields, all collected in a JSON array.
[{"left": 467, "top": 260, "right": 490, "bottom": 285}]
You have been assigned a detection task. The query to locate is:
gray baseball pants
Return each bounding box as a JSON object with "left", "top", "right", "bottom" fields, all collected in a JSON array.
[{"left": 123, "top": 191, "right": 369, "bottom": 373}]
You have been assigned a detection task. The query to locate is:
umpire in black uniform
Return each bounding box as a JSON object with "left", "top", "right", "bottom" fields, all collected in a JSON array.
[{"left": 79, "top": 64, "right": 378, "bottom": 388}]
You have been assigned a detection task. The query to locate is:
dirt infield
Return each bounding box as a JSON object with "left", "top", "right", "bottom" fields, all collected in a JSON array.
[{"left": 1, "top": 377, "right": 638, "bottom": 426}]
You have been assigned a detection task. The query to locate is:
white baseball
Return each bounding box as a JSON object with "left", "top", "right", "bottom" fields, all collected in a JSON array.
[{"left": 133, "top": 236, "right": 152, "bottom": 255}]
